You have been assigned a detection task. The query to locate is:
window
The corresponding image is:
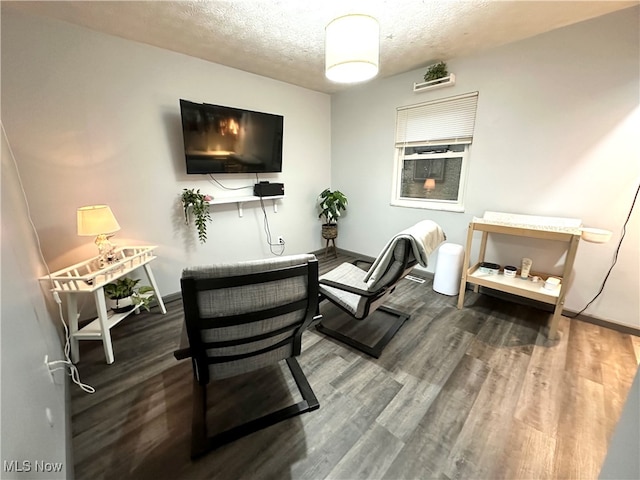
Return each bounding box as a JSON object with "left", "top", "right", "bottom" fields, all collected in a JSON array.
[{"left": 391, "top": 92, "right": 479, "bottom": 212}]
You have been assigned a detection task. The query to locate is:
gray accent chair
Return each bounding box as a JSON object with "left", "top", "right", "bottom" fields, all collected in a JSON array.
[
  {"left": 316, "top": 220, "right": 445, "bottom": 358},
  {"left": 176, "top": 254, "right": 320, "bottom": 459}
]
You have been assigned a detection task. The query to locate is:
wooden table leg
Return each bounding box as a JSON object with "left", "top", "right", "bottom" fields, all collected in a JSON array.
[
  {"left": 94, "top": 288, "right": 115, "bottom": 364},
  {"left": 457, "top": 223, "right": 474, "bottom": 309},
  {"left": 143, "top": 264, "right": 167, "bottom": 314},
  {"left": 66, "top": 294, "right": 80, "bottom": 363},
  {"left": 325, "top": 238, "right": 336, "bottom": 258},
  {"left": 548, "top": 234, "right": 580, "bottom": 340}
]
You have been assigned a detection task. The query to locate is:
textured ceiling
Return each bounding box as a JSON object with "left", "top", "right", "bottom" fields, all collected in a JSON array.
[{"left": 5, "top": 1, "right": 637, "bottom": 93}]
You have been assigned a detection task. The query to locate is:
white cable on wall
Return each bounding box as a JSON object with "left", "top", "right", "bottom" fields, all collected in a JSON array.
[{"left": 2, "top": 122, "right": 95, "bottom": 394}]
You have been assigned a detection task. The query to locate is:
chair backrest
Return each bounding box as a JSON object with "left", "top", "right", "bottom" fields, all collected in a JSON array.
[
  {"left": 365, "top": 238, "right": 417, "bottom": 292},
  {"left": 180, "top": 254, "right": 319, "bottom": 383},
  {"left": 364, "top": 219, "right": 445, "bottom": 292}
]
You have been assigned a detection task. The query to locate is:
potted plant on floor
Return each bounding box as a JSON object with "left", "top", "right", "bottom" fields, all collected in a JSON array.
[
  {"left": 318, "top": 188, "right": 348, "bottom": 240},
  {"left": 180, "top": 188, "right": 212, "bottom": 244},
  {"left": 104, "top": 277, "right": 155, "bottom": 313}
]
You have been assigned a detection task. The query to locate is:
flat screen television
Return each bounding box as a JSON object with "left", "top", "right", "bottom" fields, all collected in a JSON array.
[{"left": 179, "top": 99, "right": 284, "bottom": 174}]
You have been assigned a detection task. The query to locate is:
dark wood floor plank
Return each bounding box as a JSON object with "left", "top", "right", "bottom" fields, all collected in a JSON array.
[
  {"left": 513, "top": 315, "right": 571, "bottom": 438},
  {"left": 69, "top": 251, "right": 640, "bottom": 480},
  {"left": 565, "top": 318, "right": 605, "bottom": 384},
  {"left": 500, "top": 418, "right": 557, "bottom": 480},
  {"left": 553, "top": 373, "right": 608, "bottom": 480},
  {"left": 326, "top": 423, "right": 404, "bottom": 480},
  {"left": 383, "top": 354, "right": 491, "bottom": 479},
  {"left": 444, "top": 362, "right": 529, "bottom": 480}
]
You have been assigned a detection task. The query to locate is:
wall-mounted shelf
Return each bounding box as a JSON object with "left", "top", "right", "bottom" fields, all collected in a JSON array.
[
  {"left": 413, "top": 73, "right": 456, "bottom": 93},
  {"left": 208, "top": 195, "right": 284, "bottom": 217}
]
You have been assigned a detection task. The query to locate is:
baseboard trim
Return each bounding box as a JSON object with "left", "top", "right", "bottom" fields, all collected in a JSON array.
[
  {"left": 158, "top": 292, "right": 182, "bottom": 306},
  {"left": 564, "top": 310, "right": 640, "bottom": 337}
]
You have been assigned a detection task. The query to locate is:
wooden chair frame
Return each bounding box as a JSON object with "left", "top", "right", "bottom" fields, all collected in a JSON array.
[
  {"left": 176, "top": 258, "right": 320, "bottom": 459},
  {"left": 316, "top": 255, "right": 417, "bottom": 358}
]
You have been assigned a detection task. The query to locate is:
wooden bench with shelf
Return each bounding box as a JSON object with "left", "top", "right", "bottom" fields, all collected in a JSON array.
[{"left": 457, "top": 213, "right": 582, "bottom": 339}]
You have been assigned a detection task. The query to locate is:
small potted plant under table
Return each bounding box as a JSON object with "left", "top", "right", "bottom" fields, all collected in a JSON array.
[{"left": 104, "top": 277, "right": 155, "bottom": 313}]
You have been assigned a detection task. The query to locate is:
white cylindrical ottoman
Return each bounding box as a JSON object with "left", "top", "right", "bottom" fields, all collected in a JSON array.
[{"left": 433, "top": 243, "right": 465, "bottom": 296}]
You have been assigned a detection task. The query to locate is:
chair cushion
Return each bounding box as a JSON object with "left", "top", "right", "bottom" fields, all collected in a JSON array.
[
  {"left": 366, "top": 240, "right": 407, "bottom": 292},
  {"left": 184, "top": 253, "right": 316, "bottom": 319},
  {"left": 206, "top": 344, "right": 294, "bottom": 380},
  {"left": 182, "top": 254, "right": 316, "bottom": 380},
  {"left": 364, "top": 220, "right": 445, "bottom": 288},
  {"left": 319, "top": 262, "right": 370, "bottom": 318}
]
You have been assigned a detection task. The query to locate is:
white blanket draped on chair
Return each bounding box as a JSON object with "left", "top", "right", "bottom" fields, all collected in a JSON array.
[{"left": 364, "top": 219, "right": 446, "bottom": 290}]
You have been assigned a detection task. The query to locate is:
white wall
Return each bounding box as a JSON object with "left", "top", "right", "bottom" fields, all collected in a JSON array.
[
  {"left": 331, "top": 7, "right": 639, "bottom": 328},
  {"left": 1, "top": 130, "right": 69, "bottom": 478},
  {"left": 1, "top": 9, "right": 332, "bottom": 303},
  {"left": 1, "top": 9, "right": 330, "bottom": 475}
]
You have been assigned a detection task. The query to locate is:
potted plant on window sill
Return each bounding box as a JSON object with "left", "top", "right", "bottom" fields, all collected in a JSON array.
[
  {"left": 104, "top": 277, "right": 155, "bottom": 313},
  {"left": 318, "top": 188, "right": 348, "bottom": 240}
]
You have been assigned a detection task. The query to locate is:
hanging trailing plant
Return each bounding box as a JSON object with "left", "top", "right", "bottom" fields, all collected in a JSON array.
[
  {"left": 423, "top": 61, "right": 448, "bottom": 82},
  {"left": 180, "top": 188, "right": 212, "bottom": 244}
]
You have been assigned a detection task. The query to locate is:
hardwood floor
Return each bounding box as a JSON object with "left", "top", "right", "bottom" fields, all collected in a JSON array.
[{"left": 71, "top": 252, "right": 640, "bottom": 480}]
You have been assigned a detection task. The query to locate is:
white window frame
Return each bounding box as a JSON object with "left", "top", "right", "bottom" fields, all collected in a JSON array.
[{"left": 391, "top": 92, "right": 478, "bottom": 213}]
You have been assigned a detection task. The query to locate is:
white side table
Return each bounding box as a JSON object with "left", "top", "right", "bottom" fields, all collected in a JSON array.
[{"left": 40, "top": 246, "right": 166, "bottom": 364}]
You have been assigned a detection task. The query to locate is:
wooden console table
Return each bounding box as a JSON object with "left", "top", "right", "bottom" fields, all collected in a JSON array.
[
  {"left": 40, "top": 246, "right": 166, "bottom": 364},
  {"left": 457, "top": 213, "right": 582, "bottom": 339}
]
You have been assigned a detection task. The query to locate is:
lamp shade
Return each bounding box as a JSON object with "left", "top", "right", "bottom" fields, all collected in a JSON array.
[
  {"left": 424, "top": 178, "right": 436, "bottom": 191},
  {"left": 325, "top": 14, "right": 379, "bottom": 83},
  {"left": 77, "top": 205, "right": 120, "bottom": 236}
]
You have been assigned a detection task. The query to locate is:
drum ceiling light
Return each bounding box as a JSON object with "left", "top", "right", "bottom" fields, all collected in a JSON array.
[{"left": 325, "top": 14, "right": 379, "bottom": 84}]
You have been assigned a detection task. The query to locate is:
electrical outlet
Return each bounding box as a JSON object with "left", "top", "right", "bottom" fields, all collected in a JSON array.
[{"left": 277, "top": 236, "right": 285, "bottom": 245}]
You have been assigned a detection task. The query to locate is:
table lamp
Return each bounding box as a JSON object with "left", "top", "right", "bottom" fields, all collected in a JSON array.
[
  {"left": 424, "top": 178, "right": 436, "bottom": 193},
  {"left": 77, "top": 205, "right": 121, "bottom": 267}
]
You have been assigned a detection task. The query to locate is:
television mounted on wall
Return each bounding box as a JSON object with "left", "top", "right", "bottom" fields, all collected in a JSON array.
[{"left": 179, "top": 99, "right": 284, "bottom": 174}]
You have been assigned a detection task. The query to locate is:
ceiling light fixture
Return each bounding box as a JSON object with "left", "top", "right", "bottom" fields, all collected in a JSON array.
[{"left": 325, "top": 14, "right": 379, "bottom": 84}]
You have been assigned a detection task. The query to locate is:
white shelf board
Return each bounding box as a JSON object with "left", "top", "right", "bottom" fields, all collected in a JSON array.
[
  {"left": 73, "top": 308, "right": 140, "bottom": 339},
  {"left": 413, "top": 73, "right": 456, "bottom": 92},
  {"left": 467, "top": 265, "right": 561, "bottom": 305},
  {"left": 207, "top": 195, "right": 284, "bottom": 217}
]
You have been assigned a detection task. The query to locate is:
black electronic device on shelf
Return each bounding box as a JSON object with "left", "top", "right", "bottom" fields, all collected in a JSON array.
[
  {"left": 179, "top": 99, "right": 284, "bottom": 174},
  {"left": 254, "top": 181, "right": 284, "bottom": 197}
]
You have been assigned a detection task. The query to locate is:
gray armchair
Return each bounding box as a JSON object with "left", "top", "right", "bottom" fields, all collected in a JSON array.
[
  {"left": 177, "top": 254, "right": 320, "bottom": 459},
  {"left": 317, "top": 220, "right": 445, "bottom": 358}
]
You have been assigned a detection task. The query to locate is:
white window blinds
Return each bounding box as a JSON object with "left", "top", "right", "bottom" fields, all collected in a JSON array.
[{"left": 395, "top": 92, "right": 479, "bottom": 146}]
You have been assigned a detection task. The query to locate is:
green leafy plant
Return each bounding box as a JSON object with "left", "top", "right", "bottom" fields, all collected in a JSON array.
[
  {"left": 104, "top": 278, "right": 155, "bottom": 312},
  {"left": 318, "top": 188, "right": 348, "bottom": 225},
  {"left": 181, "top": 188, "right": 212, "bottom": 244},
  {"left": 423, "top": 61, "right": 448, "bottom": 82}
]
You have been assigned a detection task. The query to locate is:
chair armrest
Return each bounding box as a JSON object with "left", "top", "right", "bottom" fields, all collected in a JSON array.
[
  {"left": 319, "top": 278, "right": 382, "bottom": 297},
  {"left": 174, "top": 347, "right": 191, "bottom": 360},
  {"left": 351, "top": 258, "right": 374, "bottom": 269}
]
